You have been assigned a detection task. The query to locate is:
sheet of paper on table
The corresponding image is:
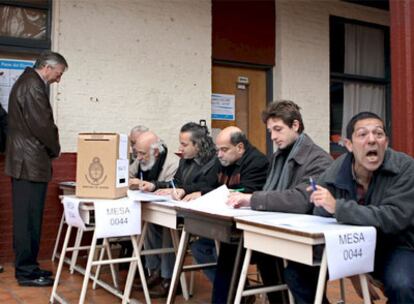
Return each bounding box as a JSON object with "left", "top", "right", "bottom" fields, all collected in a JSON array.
[
  {"left": 177, "top": 185, "right": 273, "bottom": 217},
  {"left": 128, "top": 189, "right": 172, "bottom": 202}
]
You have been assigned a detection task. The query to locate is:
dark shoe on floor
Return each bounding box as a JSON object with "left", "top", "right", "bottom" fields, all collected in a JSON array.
[
  {"left": 33, "top": 268, "right": 52, "bottom": 277},
  {"left": 18, "top": 276, "right": 54, "bottom": 287},
  {"left": 0, "top": 265, "right": 3, "bottom": 273},
  {"left": 149, "top": 278, "right": 171, "bottom": 298},
  {"left": 149, "top": 278, "right": 182, "bottom": 298},
  {"left": 136, "top": 270, "right": 161, "bottom": 290}
]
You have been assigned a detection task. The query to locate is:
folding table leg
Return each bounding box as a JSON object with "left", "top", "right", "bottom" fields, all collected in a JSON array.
[
  {"left": 92, "top": 238, "right": 119, "bottom": 290},
  {"left": 314, "top": 250, "right": 328, "bottom": 304},
  {"left": 93, "top": 241, "right": 106, "bottom": 290},
  {"left": 359, "top": 274, "right": 371, "bottom": 304},
  {"left": 227, "top": 238, "right": 244, "bottom": 303},
  {"left": 70, "top": 228, "right": 84, "bottom": 274},
  {"left": 105, "top": 238, "right": 119, "bottom": 288},
  {"left": 135, "top": 232, "right": 151, "bottom": 304},
  {"left": 167, "top": 230, "right": 190, "bottom": 304},
  {"left": 283, "top": 259, "right": 295, "bottom": 304},
  {"left": 79, "top": 231, "right": 98, "bottom": 304},
  {"left": 171, "top": 229, "right": 190, "bottom": 300},
  {"left": 234, "top": 248, "right": 252, "bottom": 304},
  {"left": 122, "top": 223, "right": 151, "bottom": 304},
  {"left": 339, "top": 278, "right": 346, "bottom": 303},
  {"left": 50, "top": 225, "right": 73, "bottom": 303},
  {"left": 51, "top": 214, "right": 66, "bottom": 261}
]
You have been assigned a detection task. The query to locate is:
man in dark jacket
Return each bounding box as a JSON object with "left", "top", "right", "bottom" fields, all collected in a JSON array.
[
  {"left": 227, "top": 100, "right": 332, "bottom": 303},
  {"left": 191, "top": 126, "right": 269, "bottom": 285},
  {"left": 294, "top": 112, "right": 414, "bottom": 304},
  {"left": 5, "top": 51, "right": 68, "bottom": 287}
]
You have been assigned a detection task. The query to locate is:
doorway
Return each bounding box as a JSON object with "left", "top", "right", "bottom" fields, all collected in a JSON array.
[{"left": 212, "top": 65, "right": 269, "bottom": 154}]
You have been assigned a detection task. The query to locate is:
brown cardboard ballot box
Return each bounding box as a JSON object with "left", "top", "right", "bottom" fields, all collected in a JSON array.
[{"left": 76, "top": 133, "right": 129, "bottom": 199}]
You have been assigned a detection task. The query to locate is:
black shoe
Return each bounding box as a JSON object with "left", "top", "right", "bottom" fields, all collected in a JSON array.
[
  {"left": 149, "top": 278, "right": 171, "bottom": 298},
  {"left": 18, "top": 276, "right": 54, "bottom": 287},
  {"left": 33, "top": 268, "right": 52, "bottom": 277},
  {"left": 0, "top": 265, "right": 3, "bottom": 273},
  {"left": 149, "top": 278, "right": 182, "bottom": 298},
  {"left": 136, "top": 270, "right": 161, "bottom": 290}
]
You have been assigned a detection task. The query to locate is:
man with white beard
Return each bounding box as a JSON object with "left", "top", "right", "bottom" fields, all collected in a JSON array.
[{"left": 128, "top": 131, "right": 179, "bottom": 293}]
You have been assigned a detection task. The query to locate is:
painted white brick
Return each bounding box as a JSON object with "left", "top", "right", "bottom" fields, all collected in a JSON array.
[{"left": 51, "top": 0, "right": 211, "bottom": 153}]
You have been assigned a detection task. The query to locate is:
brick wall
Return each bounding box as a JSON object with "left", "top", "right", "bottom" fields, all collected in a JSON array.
[{"left": 0, "top": 153, "right": 76, "bottom": 263}]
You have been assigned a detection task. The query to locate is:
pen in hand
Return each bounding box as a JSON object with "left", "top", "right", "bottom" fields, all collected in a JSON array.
[
  {"left": 309, "top": 177, "right": 317, "bottom": 191},
  {"left": 170, "top": 179, "right": 178, "bottom": 198}
]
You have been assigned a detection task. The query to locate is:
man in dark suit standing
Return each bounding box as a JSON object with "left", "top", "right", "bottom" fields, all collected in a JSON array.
[{"left": 5, "top": 51, "right": 68, "bottom": 286}]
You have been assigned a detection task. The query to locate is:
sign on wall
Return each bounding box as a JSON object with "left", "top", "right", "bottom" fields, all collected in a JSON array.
[
  {"left": 211, "top": 93, "right": 235, "bottom": 121},
  {"left": 0, "top": 59, "right": 34, "bottom": 111}
]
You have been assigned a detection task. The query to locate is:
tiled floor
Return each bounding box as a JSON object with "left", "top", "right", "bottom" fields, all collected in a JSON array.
[{"left": 0, "top": 260, "right": 387, "bottom": 303}]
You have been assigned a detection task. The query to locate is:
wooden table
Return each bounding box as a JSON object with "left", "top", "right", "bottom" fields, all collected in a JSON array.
[
  {"left": 50, "top": 196, "right": 148, "bottom": 304},
  {"left": 123, "top": 201, "right": 191, "bottom": 301},
  {"left": 234, "top": 213, "right": 372, "bottom": 304},
  {"left": 166, "top": 205, "right": 274, "bottom": 304}
]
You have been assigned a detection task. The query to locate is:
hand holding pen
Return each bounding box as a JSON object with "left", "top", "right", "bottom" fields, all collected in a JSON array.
[
  {"left": 306, "top": 176, "right": 336, "bottom": 214},
  {"left": 170, "top": 180, "right": 186, "bottom": 200}
]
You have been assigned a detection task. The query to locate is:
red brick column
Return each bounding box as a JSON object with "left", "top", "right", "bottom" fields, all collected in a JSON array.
[
  {"left": 390, "top": 0, "right": 414, "bottom": 156},
  {"left": 0, "top": 153, "right": 77, "bottom": 263}
]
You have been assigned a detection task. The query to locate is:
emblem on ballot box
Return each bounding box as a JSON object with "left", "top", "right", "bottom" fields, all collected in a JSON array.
[{"left": 85, "top": 157, "right": 107, "bottom": 185}]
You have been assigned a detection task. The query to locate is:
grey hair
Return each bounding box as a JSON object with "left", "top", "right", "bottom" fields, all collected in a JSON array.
[
  {"left": 34, "top": 50, "right": 68, "bottom": 70},
  {"left": 150, "top": 139, "right": 165, "bottom": 154},
  {"left": 130, "top": 125, "right": 149, "bottom": 135}
]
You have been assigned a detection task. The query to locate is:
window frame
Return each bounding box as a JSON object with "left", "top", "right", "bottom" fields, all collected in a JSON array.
[
  {"left": 329, "top": 16, "right": 391, "bottom": 154},
  {"left": 0, "top": 0, "right": 52, "bottom": 53}
]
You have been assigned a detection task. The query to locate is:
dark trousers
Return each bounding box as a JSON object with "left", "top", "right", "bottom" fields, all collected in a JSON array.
[
  {"left": 12, "top": 178, "right": 48, "bottom": 279},
  {"left": 212, "top": 243, "right": 288, "bottom": 304},
  {"left": 284, "top": 262, "right": 324, "bottom": 304},
  {"left": 190, "top": 237, "right": 217, "bottom": 283},
  {"left": 284, "top": 247, "right": 414, "bottom": 304},
  {"left": 374, "top": 247, "right": 414, "bottom": 303}
]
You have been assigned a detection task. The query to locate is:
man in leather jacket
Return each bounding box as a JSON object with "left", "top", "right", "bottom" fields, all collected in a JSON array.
[{"left": 5, "top": 51, "right": 68, "bottom": 287}]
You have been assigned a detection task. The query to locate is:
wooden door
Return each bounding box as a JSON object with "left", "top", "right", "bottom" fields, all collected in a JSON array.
[{"left": 212, "top": 65, "right": 267, "bottom": 153}]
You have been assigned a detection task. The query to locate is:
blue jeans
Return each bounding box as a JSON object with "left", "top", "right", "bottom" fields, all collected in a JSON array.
[
  {"left": 190, "top": 238, "right": 217, "bottom": 283},
  {"left": 284, "top": 247, "right": 414, "bottom": 304},
  {"left": 144, "top": 223, "right": 175, "bottom": 279}
]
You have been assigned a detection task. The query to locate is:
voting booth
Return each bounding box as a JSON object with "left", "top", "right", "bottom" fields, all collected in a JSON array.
[{"left": 76, "top": 133, "right": 129, "bottom": 199}]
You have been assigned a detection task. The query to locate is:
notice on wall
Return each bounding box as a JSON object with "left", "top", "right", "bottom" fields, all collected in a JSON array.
[
  {"left": 324, "top": 226, "right": 376, "bottom": 280},
  {"left": 0, "top": 59, "right": 34, "bottom": 111},
  {"left": 211, "top": 93, "right": 235, "bottom": 121},
  {"left": 94, "top": 197, "right": 141, "bottom": 238}
]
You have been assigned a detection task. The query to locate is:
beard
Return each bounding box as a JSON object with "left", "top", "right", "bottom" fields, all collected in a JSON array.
[
  {"left": 140, "top": 151, "right": 156, "bottom": 171},
  {"left": 218, "top": 158, "right": 231, "bottom": 167}
]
